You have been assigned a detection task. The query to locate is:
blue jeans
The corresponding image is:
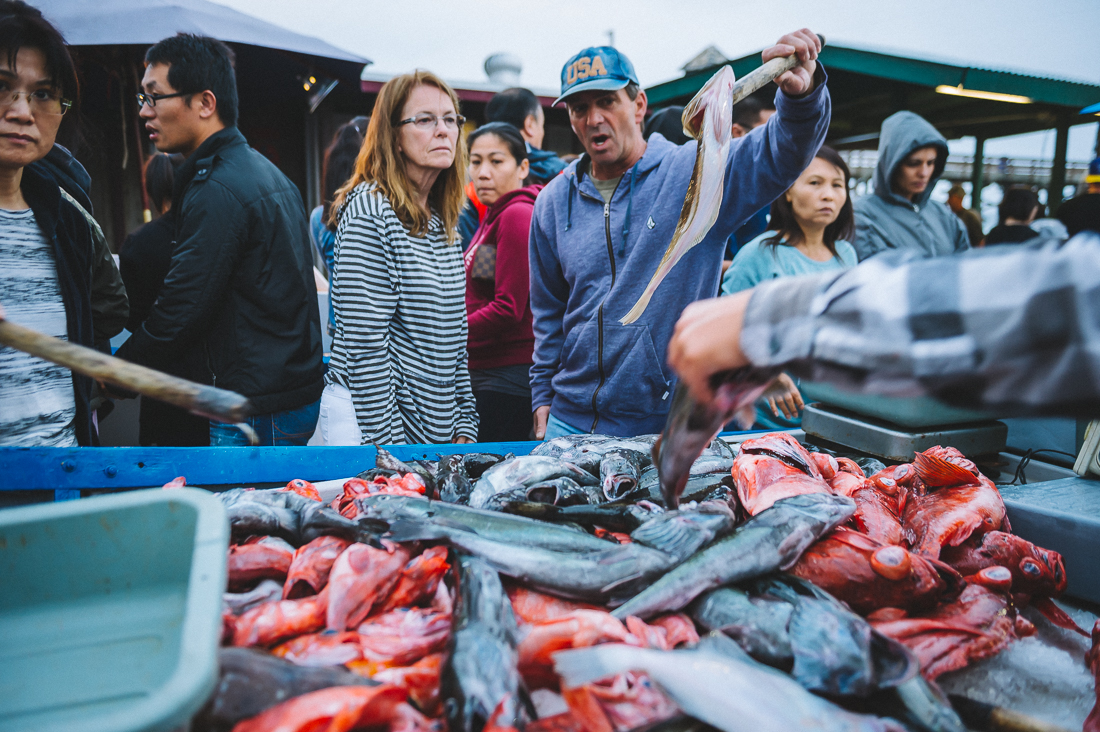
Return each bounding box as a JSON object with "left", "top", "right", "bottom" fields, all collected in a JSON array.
[
  {"left": 544, "top": 412, "right": 587, "bottom": 440},
  {"left": 209, "top": 398, "right": 320, "bottom": 446}
]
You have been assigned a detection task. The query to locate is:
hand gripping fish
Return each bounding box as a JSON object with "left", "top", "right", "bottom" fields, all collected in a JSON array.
[
  {"left": 620, "top": 65, "right": 735, "bottom": 325},
  {"left": 621, "top": 36, "right": 824, "bottom": 325}
]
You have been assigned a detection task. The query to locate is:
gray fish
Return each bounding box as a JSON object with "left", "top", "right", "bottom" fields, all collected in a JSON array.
[
  {"left": 441, "top": 555, "right": 530, "bottom": 732},
  {"left": 374, "top": 444, "right": 435, "bottom": 490},
  {"left": 689, "top": 455, "right": 734, "bottom": 475},
  {"left": 600, "top": 449, "right": 647, "bottom": 501},
  {"left": 356, "top": 494, "right": 610, "bottom": 552},
  {"left": 483, "top": 486, "right": 533, "bottom": 511},
  {"left": 611, "top": 493, "right": 855, "bottom": 620},
  {"left": 748, "top": 577, "right": 963, "bottom": 732},
  {"left": 216, "top": 487, "right": 387, "bottom": 547},
  {"left": 655, "top": 367, "right": 775, "bottom": 509},
  {"left": 461, "top": 452, "right": 506, "bottom": 480},
  {"left": 386, "top": 517, "right": 678, "bottom": 604},
  {"left": 691, "top": 586, "right": 795, "bottom": 669},
  {"left": 191, "top": 648, "right": 376, "bottom": 732},
  {"left": 747, "top": 576, "right": 912, "bottom": 697},
  {"left": 629, "top": 502, "right": 737, "bottom": 562},
  {"left": 523, "top": 477, "right": 592, "bottom": 506},
  {"left": 553, "top": 637, "right": 906, "bottom": 732},
  {"left": 223, "top": 579, "right": 284, "bottom": 617},
  {"left": 437, "top": 455, "right": 474, "bottom": 504},
  {"left": 468, "top": 456, "right": 598, "bottom": 509},
  {"left": 499, "top": 500, "right": 661, "bottom": 534}
]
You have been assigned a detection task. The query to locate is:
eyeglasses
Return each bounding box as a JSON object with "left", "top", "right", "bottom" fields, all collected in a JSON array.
[
  {"left": 0, "top": 89, "right": 71, "bottom": 116},
  {"left": 396, "top": 114, "right": 465, "bottom": 131},
  {"left": 136, "top": 91, "right": 188, "bottom": 109}
]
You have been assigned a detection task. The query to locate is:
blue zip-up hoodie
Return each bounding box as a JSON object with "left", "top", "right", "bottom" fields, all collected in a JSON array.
[{"left": 529, "top": 76, "right": 831, "bottom": 436}]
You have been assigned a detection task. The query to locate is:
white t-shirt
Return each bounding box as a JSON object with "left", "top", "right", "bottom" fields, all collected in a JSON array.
[{"left": 0, "top": 208, "right": 78, "bottom": 446}]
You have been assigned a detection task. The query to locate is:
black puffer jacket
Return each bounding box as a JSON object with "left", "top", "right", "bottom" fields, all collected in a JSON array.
[{"left": 117, "top": 127, "right": 324, "bottom": 414}]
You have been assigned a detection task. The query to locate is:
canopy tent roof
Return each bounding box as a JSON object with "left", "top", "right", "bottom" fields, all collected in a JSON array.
[
  {"left": 646, "top": 42, "right": 1100, "bottom": 146},
  {"left": 43, "top": 0, "right": 368, "bottom": 65}
]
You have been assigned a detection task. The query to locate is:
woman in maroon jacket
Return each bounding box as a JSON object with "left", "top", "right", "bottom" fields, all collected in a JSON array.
[{"left": 464, "top": 122, "right": 544, "bottom": 441}]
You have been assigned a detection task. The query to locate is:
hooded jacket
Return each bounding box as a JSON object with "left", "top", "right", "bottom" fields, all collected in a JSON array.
[
  {"left": 853, "top": 111, "right": 969, "bottom": 261},
  {"left": 116, "top": 127, "right": 325, "bottom": 415},
  {"left": 530, "top": 77, "right": 831, "bottom": 436},
  {"left": 527, "top": 146, "right": 567, "bottom": 185},
  {"left": 465, "top": 184, "right": 542, "bottom": 369}
]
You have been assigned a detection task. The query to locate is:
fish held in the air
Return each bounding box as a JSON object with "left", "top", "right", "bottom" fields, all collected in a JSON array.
[
  {"left": 620, "top": 65, "right": 736, "bottom": 324},
  {"left": 610, "top": 493, "right": 855, "bottom": 620},
  {"left": 655, "top": 366, "right": 776, "bottom": 509}
]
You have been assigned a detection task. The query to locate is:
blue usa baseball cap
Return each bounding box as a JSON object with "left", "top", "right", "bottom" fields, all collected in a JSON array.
[{"left": 554, "top": 46, "right": 640, "bottom": 106}]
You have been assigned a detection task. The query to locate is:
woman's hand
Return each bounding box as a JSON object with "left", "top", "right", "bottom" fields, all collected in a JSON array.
[
  {"left": 762, "top": 373, "right": 804, "bottom": 420},
  {"left": 533, "top": 405, "right": 550, "bottom": 441},
  {"left": 667, "top": 290, "right": 753, "bottom": 404},
  {"left": 453, "top": 435, "right": 475, "bottom": 444},
  {"left": 763, "top": 29, "right": 821, "bottom": 97}
]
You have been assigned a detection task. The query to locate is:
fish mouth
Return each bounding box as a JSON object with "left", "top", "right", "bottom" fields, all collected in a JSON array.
[{"left": 603, "top": 476, "right": 638, "bottom": 502}]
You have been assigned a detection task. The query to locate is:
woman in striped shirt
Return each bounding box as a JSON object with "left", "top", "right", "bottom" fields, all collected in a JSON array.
[{"left": 314, "top": 70, "right": 478, "bottom": 445}]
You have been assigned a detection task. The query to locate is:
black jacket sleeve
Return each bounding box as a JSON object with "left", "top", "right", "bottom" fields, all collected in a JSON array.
[{"left": 116, "top": 182, "right": 245, "bottom": 370}]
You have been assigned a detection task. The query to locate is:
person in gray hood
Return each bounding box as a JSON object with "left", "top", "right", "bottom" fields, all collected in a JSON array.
[{"left": 853, "top": 111, "right": 969, "bottom": 261}]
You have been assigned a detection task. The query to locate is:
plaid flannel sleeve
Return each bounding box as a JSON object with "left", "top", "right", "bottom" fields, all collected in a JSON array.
[{"left": 740, "top": 232, "right": 1100, "bottom": 415}]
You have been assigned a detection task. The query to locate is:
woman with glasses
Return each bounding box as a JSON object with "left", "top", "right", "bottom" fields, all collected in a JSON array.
[
  {"left": 313, "top": 70, "right": 478, "bottom": 445},
  {"left": 719, "top": 146, "right": 856, "bottom": 429},
  {"left": 0, "top": 0, "right": 128, "bottom": 446}
]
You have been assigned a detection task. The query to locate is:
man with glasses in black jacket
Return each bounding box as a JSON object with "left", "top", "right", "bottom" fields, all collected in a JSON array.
[{"left": 116, "top": 34, "right": 324, "bottom": 445}]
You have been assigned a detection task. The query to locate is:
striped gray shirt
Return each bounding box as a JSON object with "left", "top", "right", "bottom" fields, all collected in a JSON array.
[
  {"left": 0, "top": 208, "right": 78, "bottom": 446},
  {"left": 326, "top": 185, "right": 477, "bottom": 444}
]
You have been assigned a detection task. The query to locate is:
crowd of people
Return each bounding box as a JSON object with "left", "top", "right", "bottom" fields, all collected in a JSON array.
[{"left": 1, "top": 0, "right": 1099, "bottom": 450}]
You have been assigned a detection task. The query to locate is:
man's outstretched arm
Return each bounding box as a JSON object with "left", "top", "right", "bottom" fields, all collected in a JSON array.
[{"left": 669, "top": 233, "right": 1100, "bottom": 416}]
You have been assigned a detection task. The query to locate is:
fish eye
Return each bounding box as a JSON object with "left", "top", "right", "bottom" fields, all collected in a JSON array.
[{"left": 1021, "top": 559, "right": 1042, "bottom": 576}]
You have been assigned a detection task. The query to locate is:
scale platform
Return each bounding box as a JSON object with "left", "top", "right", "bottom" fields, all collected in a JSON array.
[{"left": 802, "top": 403, "right": 1008, "bottom": 462}]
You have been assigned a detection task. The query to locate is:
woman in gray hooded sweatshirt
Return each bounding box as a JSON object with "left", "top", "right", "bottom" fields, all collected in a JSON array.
[{"left": 853, "top": 111, "right": 970, "bottom": 261}]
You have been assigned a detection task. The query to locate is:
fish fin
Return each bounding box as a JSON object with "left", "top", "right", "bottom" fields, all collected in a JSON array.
[
  {"left": 630, "top": 516, "right": 698, "bottom": 560},
  {"left": 599, "top": 571, "right": 647, "bottom": 595},
  {"left": 1031, "top": 595, "right": 1089, "bottom": 636},
  {"left": 912, "top": 452, "right": 979, "bottom": 487}
]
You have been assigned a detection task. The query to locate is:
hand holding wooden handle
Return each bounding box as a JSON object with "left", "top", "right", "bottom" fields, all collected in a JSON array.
[{"left": 0, "top": 318, "right": 255, "bottom": 425}]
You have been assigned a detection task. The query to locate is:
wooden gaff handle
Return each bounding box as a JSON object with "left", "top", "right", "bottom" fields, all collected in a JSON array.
[{"left": 0, "top": 319, "right": 254, "bottom": 424}]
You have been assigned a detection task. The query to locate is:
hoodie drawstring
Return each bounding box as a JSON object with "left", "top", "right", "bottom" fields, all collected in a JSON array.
[
  {"left": 566, "top": 176, "right": 574, "bottom": 231},
  {"left": 619, "top": 166, "right": 636, "bottom": 255}
]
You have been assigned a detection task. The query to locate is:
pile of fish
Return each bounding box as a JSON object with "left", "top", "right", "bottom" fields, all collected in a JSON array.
[{"left": 187, "top": 429, "right": 1098, "bottom": 732}]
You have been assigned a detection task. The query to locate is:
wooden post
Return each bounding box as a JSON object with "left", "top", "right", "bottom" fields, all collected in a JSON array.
[
  {"left": 970, "top": 136, "right": 986, "bottom": 212},
  {"left": 1049, "top": 117, "right": 1070, "bottom": 215}
]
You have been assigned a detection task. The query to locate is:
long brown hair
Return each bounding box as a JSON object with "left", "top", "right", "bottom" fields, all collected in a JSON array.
[
  {"left": 331, "top": 70, "right": 466, "bottom": 242},
  {"left": 764, "top": 145, "right": 855, "bottom": 258}
]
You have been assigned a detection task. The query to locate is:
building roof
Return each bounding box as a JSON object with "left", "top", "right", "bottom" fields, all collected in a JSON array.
[
  {"left": 647, "top": 41, "right": 1100, "bottom": 145},
  {"left": 46, "top": 0, "right": 369, "bottom": 65}
]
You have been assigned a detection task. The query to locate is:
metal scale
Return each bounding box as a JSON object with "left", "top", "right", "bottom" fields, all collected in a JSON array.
[{"left": 797, "top": 381, "right": 1007, "bottom": 462}]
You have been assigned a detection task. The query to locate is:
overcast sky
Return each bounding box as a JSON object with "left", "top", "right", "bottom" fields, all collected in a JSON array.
[{"left": 216, "top": 0, "right": 1100, "bottom": 160}]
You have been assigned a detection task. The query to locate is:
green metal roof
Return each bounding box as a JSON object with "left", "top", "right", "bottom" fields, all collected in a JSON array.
[{"left": 647, "top": 43, "right": 1100, "bottom": 145}]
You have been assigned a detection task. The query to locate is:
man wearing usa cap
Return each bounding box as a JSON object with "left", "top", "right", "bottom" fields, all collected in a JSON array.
[{"left": 529, "top": 30, "right": 830, "bottom": 439}]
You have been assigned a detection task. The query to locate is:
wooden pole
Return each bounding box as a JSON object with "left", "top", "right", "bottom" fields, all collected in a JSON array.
[{"left": 0, "top": 319, "right": 255, "bottom": 425}]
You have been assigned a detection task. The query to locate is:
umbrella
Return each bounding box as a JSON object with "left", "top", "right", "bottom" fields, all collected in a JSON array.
[{"left": 42, "top": 0, "right": 369, "bottom": 65}]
